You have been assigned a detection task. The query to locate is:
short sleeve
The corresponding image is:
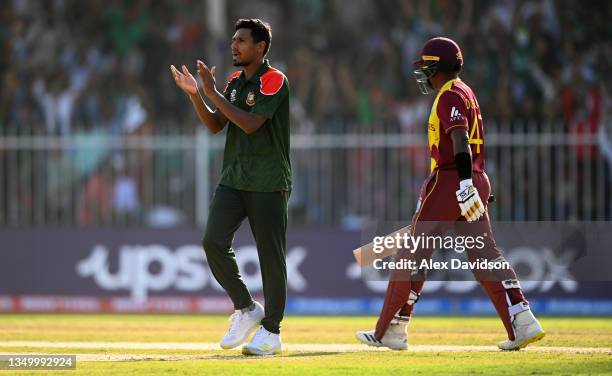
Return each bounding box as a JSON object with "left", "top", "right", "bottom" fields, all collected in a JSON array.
[
  {"left": 252, "top": 69, "right": 289, "bottom": 119},
  {"left": 223, "top": 71, "right": 242, "bottom": 98},
  {"left": 437, "top": 91, "right": 469, "bottom": 134}
]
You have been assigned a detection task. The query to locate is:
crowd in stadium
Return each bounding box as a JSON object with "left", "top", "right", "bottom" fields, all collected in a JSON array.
[
  {"left": 0, "top": 0, "right": 610, "bottom": 225},
  {"left": 1, "top": 0, "right": 609, "bottom": 135}
]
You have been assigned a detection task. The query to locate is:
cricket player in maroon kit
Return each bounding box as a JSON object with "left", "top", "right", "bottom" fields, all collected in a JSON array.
[{"left": 356, "top": 37, "right": 545, "bottom": 351}]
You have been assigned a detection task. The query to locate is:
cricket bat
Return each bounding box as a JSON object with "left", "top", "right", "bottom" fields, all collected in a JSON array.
[
  {"left": 352, "top": 195, "right": 495, "bottom": 266},
  {"left": 352, "top": 224, "right": 413, "bottom": 266}
]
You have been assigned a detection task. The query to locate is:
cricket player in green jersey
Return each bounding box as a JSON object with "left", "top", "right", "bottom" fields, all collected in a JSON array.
[{"left": 170, "top": 18, "right": 290, "bottom": 356}]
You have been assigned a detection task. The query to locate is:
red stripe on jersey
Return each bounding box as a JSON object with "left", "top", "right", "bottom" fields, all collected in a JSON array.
[
  {"left": 260, "top": 68, "right": 285, "bottom": 95},
  {"left": 224, "top": 70, "right": 242, "bottom": 93}
]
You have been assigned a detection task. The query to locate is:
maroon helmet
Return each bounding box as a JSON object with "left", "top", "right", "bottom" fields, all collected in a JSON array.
[{"left": 413, "top": 37, "right": 463, "bottom": 94}]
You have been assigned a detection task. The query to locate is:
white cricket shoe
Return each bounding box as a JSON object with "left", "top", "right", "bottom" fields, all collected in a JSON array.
[
  {"left": 498, "top": 307, "right": 545, "bottom": 351},
  {"left": 356, "top": 321, "right": 408, "bottom": 350},
  {"left": 219, "top": 301, "right": 264, "bottom": 349},
  {"left": 242, "top": 326, "right": 282, "bottom": 356}
]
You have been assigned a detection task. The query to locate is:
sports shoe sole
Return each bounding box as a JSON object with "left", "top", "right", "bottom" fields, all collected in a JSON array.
[
  {"left": 242, "top": 346, "right": 282, "bottom": 356},
  {"left": 518, "top": 330, "right": 546, "bottom": 349},
  {"left": 500, "top": 330, "right": 546, "bottom": 351}
]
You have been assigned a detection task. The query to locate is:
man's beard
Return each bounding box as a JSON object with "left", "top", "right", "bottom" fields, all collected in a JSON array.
[{"left": 232, "top": 58, "right": 248, "bottom": 67}]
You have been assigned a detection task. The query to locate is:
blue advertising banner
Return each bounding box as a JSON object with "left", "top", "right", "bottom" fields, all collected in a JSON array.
[{"left": 0, "top": 227, "right": 610, "bottom": 315}]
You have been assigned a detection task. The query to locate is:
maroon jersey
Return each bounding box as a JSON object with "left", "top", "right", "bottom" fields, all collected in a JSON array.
[{"left": 427, "top": 78, "right": 485, "bottom": 172}]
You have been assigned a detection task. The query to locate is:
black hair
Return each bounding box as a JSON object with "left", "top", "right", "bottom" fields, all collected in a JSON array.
[{"left": 234, "top": 18, "right": 272, "bottom": 56}]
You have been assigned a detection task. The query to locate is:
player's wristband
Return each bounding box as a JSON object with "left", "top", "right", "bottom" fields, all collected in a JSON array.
[{"left": 454, "top": 152, "right": 472, "bottom": 181}]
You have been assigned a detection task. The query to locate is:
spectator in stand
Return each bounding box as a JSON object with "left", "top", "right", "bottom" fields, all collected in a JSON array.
[{"left": 0, "top": 0, "right": 610, "bottom": 226}]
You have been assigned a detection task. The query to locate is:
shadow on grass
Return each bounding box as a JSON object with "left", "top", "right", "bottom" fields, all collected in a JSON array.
[
  {"left": 198, "top": 351, "right": 343, "bottom": 360},
  {"left": 283, "top": 351, "right": 342, "bottom": 358}
]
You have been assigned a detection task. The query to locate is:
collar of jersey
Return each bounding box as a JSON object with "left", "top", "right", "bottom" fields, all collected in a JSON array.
[
  {"left": 440, "top": 77, "right": 461, "bottom": 92},
  {"left": 434, "top": 77, "right": 461, "bottom": 101},
  {"left": 238, "top": 59, "right": 271, "bottom": 83}
]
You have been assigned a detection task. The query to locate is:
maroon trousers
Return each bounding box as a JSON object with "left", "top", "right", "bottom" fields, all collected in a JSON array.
[{"left": 374, "top": 169, "right": 526, "bottom": 341}]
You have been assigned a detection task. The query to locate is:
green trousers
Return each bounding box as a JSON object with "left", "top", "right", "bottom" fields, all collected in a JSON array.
[{"left": 202, "top": 185, "right": 288, "bottom": 334}]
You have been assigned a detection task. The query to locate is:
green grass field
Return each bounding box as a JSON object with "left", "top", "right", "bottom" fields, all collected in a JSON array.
[{"left": 0, "top": 314, "right": 610, "bottom": 375}]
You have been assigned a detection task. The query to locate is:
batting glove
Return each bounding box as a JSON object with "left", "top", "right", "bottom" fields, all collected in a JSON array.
[{"left": 456, "top": 179, "right": 485, "bottom": 222}]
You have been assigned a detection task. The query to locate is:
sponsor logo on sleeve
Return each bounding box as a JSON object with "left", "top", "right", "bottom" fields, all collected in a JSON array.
[{"left": 450, "top": 106, "right": 463, "bottom": 122}]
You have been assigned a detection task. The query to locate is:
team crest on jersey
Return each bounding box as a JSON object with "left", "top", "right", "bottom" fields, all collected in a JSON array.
[
  {"left": 246, "top": 91, "right": 256, "bottom": 106},
  {"left": 230, "top": 89, "right": 237, "bottom": 103}
]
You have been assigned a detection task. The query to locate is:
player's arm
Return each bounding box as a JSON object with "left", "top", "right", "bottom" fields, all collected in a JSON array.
[
  {"left": 437, "top": 91, "right": 485, "bottom": 222},
  {"left": 170, "top": 64, "right": 228, "bottom": 134},
  {"left": 451, "top": 129, "right": 485, "bottom": 222},
  {"left": 197, "top": 60, "right": 267, "bottom": 135},
  {"left": 189, "top": 91, "right": 229, "bottom": 134}
]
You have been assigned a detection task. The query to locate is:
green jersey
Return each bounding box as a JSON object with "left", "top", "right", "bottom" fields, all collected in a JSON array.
[{"left": 219, "top": 59, "right": 291, "bottom": 192}]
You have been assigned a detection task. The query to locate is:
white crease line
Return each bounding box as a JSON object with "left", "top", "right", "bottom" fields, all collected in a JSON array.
[{"left": 0, "top": 342, "right": 610, "bottom": 355}]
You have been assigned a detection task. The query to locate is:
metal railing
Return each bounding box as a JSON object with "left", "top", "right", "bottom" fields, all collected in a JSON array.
[{"left": 0, "top": 123, "right": 609, "bottom": 227}]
